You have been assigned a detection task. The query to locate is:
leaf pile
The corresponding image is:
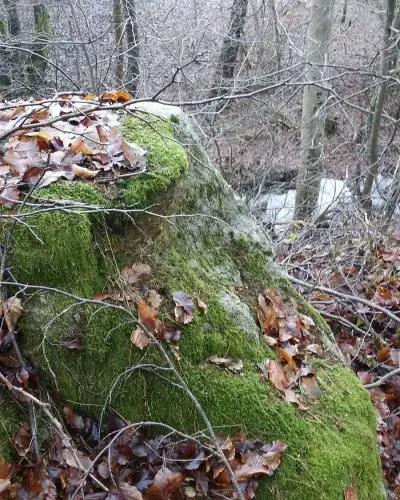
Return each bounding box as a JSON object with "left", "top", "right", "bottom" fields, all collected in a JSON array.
[
  {"left": 0, "top": 409, "right": 286, "bottom": 499},
  {"left": 0, "top": 92, "right": 146, "bottom": 207},
  {"left": 257, "top": 289, "right": 321, "bottom": 409}
]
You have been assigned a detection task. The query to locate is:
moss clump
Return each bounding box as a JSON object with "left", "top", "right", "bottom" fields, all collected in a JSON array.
[
  {"left": 20, "top": 228, "right": 384, "bottom": 499},
  {"left": 0, "top": 394, "right": 21, "bottom": 460},
  {"left": 22, "top": 290, "right": 383, "bottom": 499},
  {"left": 120, "top": 114, "right": 188, "bottom": 206},
  {"left": 9, "top": 210, "right": 101, "bottom": 296},
  {"left": 36, "top": 180, "right": 105, "bottom": 206}
]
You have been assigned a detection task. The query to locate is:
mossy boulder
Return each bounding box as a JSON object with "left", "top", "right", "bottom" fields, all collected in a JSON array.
[{"left": 0, "top": 103, "right": 384, "bottom": 499}]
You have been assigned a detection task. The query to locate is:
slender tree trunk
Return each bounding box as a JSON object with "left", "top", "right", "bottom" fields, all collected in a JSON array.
[
  {"left": 267, "top": 0, "right": 281, "bottom": 71},
  {"left": 341, "top": 0, "right": 348, "bottom": 23},
  {"left": 29, "top": 3, "right": 50, "bottom": 88},
  {"left": 3, "top": 0, "right": 20, "bottom": 36},
  {"left": 294, "top": 0, "right": 336, "bottom": 220},
  {"left": 362, "top": 0, "right": 400, "bottom": 206},
  {"left": 210, "top": 0, "right": 249, "bottom": 101},
  {"left": 113, "top": 0, "right": 124, "bottom": 88},
  {"left": 0, "top": 0, "right": 21, "bottom": 92},
  {"left": 384, "top": 157, "right": 400, "bottom": 222},
  {"left": 124, "top": 0, "right": 139, "bottom": 95}
]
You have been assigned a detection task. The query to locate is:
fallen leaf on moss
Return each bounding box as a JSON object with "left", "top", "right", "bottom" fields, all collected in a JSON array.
[
  {"left": 344, "top": 485, "right": 358, "bottom": 500},
  {"left": 266, "top": 359, "right": 288, "bottom": 392},
  {"left": 137, "top": 298, "right": 158, "bottom": 333},
  {"left": 122, "top": 263, "right": 151, "bottom": 284},
  {"left": 13, "top": 422, "right": 31, "bottom": 457},
  {"left": 299, "top": 374, "right": 321, "bottom": 399},
  {"left": 147, "top": 289, "right": 162, "bottom": 310},
  {"left": 131, "top": 327, "right": 151, "bottom": 350},
  {"left": 283, "top": 389, "right": 307, "bottom": 410},
  {"left": 207, "top": 356, "right": 243, "bottom": 373},
  {"left": 2, "top": 296, "right": 23, "bottom": 332},
  {"left": 173, "top": 291, "right": 195, "bottom": 324},
  {"left": 196, "top": 296, "right": 208, "bottom": 314}
]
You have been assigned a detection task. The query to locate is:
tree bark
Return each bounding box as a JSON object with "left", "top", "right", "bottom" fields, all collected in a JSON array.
[
  {"left": 124, "top": 0, "right": 139, "bottom": 95},
  {"left": 210, "top": 0, "right": 249, "bottom": 102},
  {"left": 0, "top": 0, "right": 21, "bottom": 92},
  {"left": 29, "top": 3, "right": 51, "bottom": 88},
  {"left": 294, "top": 0, "right": 336, "bottom": 220},
  {"left": 267, "top": 0, "right": 281, "bottom": 72},
  {"left": 113, "top": 0, "right": 124, "bottom": 88},
  {"left": 361, "top": 0, "right": 400, "bottom": 206}
]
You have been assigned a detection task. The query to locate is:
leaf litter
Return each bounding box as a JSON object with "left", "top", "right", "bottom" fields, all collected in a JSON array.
[
  {"left": 0, "top": 408, "right": 286, "bottom": 499},
  {"left": 0, "top": 92, "right": 147, "bottom": 207},
  {"left": 256, "top": 288, "right": 321, "bottom": 410}
]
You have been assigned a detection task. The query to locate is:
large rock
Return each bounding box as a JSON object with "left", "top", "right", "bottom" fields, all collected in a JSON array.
[{"left": 0, "top": 103, "right": 384, "bottom": 499}]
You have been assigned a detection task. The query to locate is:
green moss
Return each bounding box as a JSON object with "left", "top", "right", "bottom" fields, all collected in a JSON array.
[
  {"left": 120, "top": 114, "right": 188, "bottom": 206},
  {"left": 36, "top": 180, "right": 104, "bottom": 206},
  {"left": 22, "top": 289, "right": 383, "bottom": 499},
  {"left": 9, "top": 210, "right": 101, "bottom": 296},
  {"left": 0, "top": 393, "right": 21, "bottom": 460}
]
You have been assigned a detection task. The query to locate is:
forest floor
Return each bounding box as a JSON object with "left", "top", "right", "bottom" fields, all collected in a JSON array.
[{"left": 273, "top": 203, "right": 400, "bottom": 498}]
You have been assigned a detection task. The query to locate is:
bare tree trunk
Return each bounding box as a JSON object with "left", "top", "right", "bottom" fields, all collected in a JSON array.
[
  {"left": 29, "top": 3, "right": 50, "bottom": 89},
  {"left": 210, "top": 0, "right": 249, "bottom": 101},
  {"left": 341, "top": 0, "right": 348, "bottom": 23},
  {"left": 267, "top": 0, "right": 281, "bottom": 71},
  {"left": 361, "top": 0, "right": 400, "bottom": 206},
  {"left": 3, "top": 0, "right": 20, "bottom": 36},
  {"left": 124, "top": 0, "right": 139, "bottom": 95},
  {"left": 0, "top": 0, "right": 21, "bottom": 92},
  {"left": 384, "top": 157, "right": 400, "bottom": 222},
  {"left": 113, "top": 0, "right": 124, "bottom": 88},
  {"left": 294, "top": 0, "right": 336, "bottom": 220}
]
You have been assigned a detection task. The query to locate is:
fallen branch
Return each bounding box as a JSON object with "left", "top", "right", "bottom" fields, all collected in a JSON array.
[
  {"left": 364, "top": 367, "right": 400, "bottom": 389},
  {"left": 287, "top": 274, "right": 400, "bottom": 325}
]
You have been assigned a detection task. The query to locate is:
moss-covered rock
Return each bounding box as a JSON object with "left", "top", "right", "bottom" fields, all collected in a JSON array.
[{"left": 0, "top": 103, "right": 384, "bottom": 499}]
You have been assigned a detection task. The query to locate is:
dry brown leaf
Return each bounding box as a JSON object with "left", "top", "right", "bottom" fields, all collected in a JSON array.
[
  {"left": 145, "top": 467, "right": 183, "bottom": 499},
  {"left": 0, "top": 479, "right": 11, "bottom": 495},
  {"left": 71, "top": 164, "right": 98, "bottom": 179},
  {"left": 2, "top": 296, "right": 23, "bottom": 332},
  {"left": 283, "top": 389, "right": 307, "bottom": 410},
  {"left": 299, "top": 374, "right": 322, "bottom": 399},
  {"left": 69, "top": 138, "right": 95, "bottom": 156},
  {"left": 131, "top": 327, "right": 151, "bottom": 350},
  {"left": 13, "top": 422, "right": 31, "bottom": 457},
  {"left": 115, "top": 90, "right": 132, "bottom": 102},
  {"left": 122, "top": 263, "right": 151, "bottom": 284},
  {"left": 235, "top": 453, "right": 271, "bottom": 481},
  {"left": 137, "top": 298, "right": 159, "bottom": 334},
  {"left": 207, "top": 356, "right": 243, "bottom": 373},
  {"left": 118, "top": 482, "right": 143, "bottom": 499},
  {"left": 173, "top": 291, "right": 195, "bottom": 325},
  {"left": 196, "top": 296, "right": 208, "bottom": 314},
  {"left": 147, "top": 289, "right": 162, "bottom": 310},
  {"left": 267, "top": 360, "right": 289, "bottom": 392},
  {"left": 344, "top": 485, "right": 358, "bottom": 500}
]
